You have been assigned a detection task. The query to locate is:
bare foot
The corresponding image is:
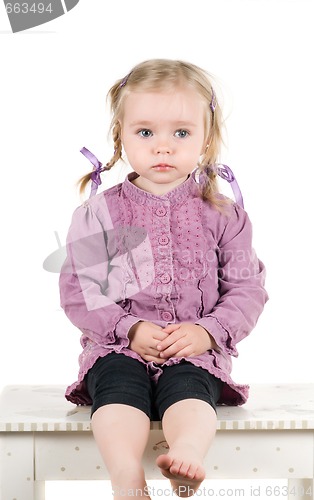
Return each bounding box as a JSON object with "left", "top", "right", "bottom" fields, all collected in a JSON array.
[{"left": 156, "top": 446, "right": 205, "bottom": 497}]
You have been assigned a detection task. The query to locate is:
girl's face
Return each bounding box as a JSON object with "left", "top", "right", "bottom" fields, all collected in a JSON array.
[{"left": 120, "top": 87, "right": 207, "bottom": 195}]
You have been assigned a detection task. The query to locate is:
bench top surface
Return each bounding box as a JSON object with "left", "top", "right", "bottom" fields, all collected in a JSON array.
[{"left": 0, "top": 384, "right": 313, "bottom": 432}]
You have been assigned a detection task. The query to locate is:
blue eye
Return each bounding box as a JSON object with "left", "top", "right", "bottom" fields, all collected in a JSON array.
[
  {"left": 138, "top": 129, "right": 153, "bottom": 138},
  {"left": 175, "top": 129, "right": 189, "bottom": 138}
]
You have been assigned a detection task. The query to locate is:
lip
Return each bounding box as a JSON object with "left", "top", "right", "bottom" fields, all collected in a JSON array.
[{"left": 152, "top": 164, "right": 175, "bottom": 171}]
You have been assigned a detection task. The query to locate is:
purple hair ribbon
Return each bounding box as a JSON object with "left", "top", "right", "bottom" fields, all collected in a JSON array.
[
  {"left": 210, "top": 87, "right": 217, "bottom": 113},
  {"left": 119, "top": 72, "right": 132, "bottom": 88},
  {"left": 80, "top": 147, "right": 244, "bottom": 207},
  {"left": 80, "top": 147, "right": 105, "bottom": 197},
  {"left": 216, "top": 164, "right": 244, "bottom": 208}
]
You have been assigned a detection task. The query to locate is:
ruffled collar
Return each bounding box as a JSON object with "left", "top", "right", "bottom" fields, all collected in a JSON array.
[{"left": 122, "top": 170, "right": 200, "bottom": 207}]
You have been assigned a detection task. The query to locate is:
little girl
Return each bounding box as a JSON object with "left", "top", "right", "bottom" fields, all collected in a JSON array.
[{"left": 59, "top": 59, "right": 268, "bottom": 499}]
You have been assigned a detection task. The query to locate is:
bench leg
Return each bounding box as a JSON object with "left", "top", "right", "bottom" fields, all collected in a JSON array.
[
  {"left": 288, "top": 479, "right": 313, "bottom": 500},
  {"left": 34, "top": 480, "right": 46, "bottom": 500},
  {"left": 0, "top": 433, "right": 38, "bottom": 500}
]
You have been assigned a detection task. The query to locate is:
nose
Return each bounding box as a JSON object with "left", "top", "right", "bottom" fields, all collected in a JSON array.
[
  {"left": 154, "top": 144, "right": 172, "bottom": 155},
  {"left": 154, "top": 137, "right": 172, "bottom": 155}
]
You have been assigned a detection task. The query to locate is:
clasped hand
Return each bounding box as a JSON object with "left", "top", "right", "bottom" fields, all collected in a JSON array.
[{"left": 128, "top": 321, "right": 217, "bottom": 365}]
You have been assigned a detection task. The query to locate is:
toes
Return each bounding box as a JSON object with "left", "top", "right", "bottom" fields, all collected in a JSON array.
[
  {"left": 191, "top": 464, "right": 206, "bottom": 482},
  {"left": 170, "top": 458, "right": 183, "bottom": 476},
  {"left": 156, "top": 453, "right": 172, "bottom": 470},
  {"left": 185, "top": 464, "right": 197, "bottom": 479},
  {"left": 177, "top": 461, "right": 191, "bottom": 477},
  {"left": 156, "top": 452, "right": 205, "bottom": 484}
]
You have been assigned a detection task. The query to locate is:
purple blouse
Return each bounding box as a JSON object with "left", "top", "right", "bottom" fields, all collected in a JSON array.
[{"left": 59, "top": 170, "right": 268, "bottom": 406}]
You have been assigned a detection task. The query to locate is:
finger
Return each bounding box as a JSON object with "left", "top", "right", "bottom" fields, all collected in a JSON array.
[
  {"left": 153, "top": 331, "right": 170, "bottom": 342},
  {"left": 157, "top": 330, "right": 183, "bottom": 351},
  {"left": 162, "top": 323, "right": 181, "bottom": 333},
  {"left": 145, "top": 346, "right": 163, "bottom": 357},
  {"left": 150, "top": 324, "right": 164, "bottom": 331},
  {"left": 145, "top": 345, "right": 170, "bottom": 357},
  {"left": 142, "top": 354, "right": 166, "bottom": 364},
  {"left": 168, "top": 346, "right": 195, "bottom": 358},
  {"left": 159, "top": 339, "right": 192, "bottom": 359}
]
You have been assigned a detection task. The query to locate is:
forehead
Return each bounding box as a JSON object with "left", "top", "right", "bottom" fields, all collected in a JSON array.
[{"left": 122, "top": 87, "right": 206, "bottom": 123}]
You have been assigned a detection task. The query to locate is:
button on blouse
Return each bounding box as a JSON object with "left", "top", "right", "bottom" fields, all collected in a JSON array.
[
  {"left": 156, "top": 207, "right": 167, "bottom": 217},
  {"left": 159, "top": 273, "right": 172, "bottom": 284},
  {"left": 161, "top": 311, "right": 174, "bottom": 322},
  {"left": 158, "top": 235, "right": 170, "bottom": 245}
]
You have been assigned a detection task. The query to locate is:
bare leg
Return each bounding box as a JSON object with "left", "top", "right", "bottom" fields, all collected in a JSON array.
[
  {"left": 91, "top": 404, "right": 151, "bottom": 500},
  {"left": 156, "top": 399, "right": 217, "bottom": 497}
]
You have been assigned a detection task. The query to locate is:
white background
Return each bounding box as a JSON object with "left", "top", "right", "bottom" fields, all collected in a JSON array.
[{"left": 1, "top": 0, "right": 313, "bottom": 498}]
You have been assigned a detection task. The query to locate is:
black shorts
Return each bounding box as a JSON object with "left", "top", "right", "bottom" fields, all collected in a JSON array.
[{"left": 86, "top": 353, "right": 223, "bottom": 420}]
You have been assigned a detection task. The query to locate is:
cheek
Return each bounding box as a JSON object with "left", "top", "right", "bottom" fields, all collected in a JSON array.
[
  {"left": 122, "top": 137, "right": 135, "bottom": 156},
  {"left": 123, "top": 140, "right": 145, "bottom": 165},
  {"left": 186, "top": 138, "right": 205, "bottom": 157}
]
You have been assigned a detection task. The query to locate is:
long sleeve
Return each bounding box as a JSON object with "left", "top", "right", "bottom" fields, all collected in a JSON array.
[
  {"left": 196, "top": 204, "right": 268, "bottom": 357},
  {"left": 59, "top": 201, "right": 143, "bottom": 350}
]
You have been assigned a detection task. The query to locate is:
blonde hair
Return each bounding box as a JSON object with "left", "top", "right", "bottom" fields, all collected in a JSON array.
[{"left": 79, "top": 59, "right": 226, "bottom": 208}]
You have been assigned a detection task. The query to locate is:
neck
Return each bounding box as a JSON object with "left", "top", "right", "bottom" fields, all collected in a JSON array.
[{"left": 131, "top": 174, "right": 190, "bottom": 196}]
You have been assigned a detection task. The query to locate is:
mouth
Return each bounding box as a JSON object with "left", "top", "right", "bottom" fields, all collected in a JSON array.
[{"left": 152, "top": 164, "right": 175, "bottom": 171}]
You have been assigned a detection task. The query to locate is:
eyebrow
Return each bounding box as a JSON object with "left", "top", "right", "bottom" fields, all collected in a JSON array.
[{"left": 129, "top": 120, "right": 198, "bottom": 128}]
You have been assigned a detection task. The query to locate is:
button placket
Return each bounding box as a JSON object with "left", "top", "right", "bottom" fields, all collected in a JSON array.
[
  {"left": 154, "top": 202, "right": 172, "bottom": 286},
  {"left": 154, "top": 202, "right": 175, "bottom": 322}
]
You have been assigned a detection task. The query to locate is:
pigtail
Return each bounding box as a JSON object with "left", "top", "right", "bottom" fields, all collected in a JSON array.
[
  {"left": 77, "top": 142, "right": 120, "bottom": 196},
  {"left": 197, "top": 92, "right": 231, "bottom": 211},
  {"left": 107, "top": 122, "right": 123, "bottom": 168},
  {"left": 77, "top": 81, "right": 126, "bottom": 196},
  {"left": 78, "top": 171, "right": 93, "bottom": 195},
  {"left": 77, "top": 157, "right": 115, "bottom": 196}
]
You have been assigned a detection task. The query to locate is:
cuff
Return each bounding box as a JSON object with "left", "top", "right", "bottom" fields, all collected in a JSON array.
[
  {"left": 114, "top": 314, "right": 143, "bottom": 343},
  {"left": 195, "top": 316, "right": 238, "bottom": 357}
]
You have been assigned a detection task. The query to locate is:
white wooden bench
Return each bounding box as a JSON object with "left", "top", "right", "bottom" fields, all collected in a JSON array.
[{"left": 0, "top": 384, "right": 313, "bottom": 500}]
